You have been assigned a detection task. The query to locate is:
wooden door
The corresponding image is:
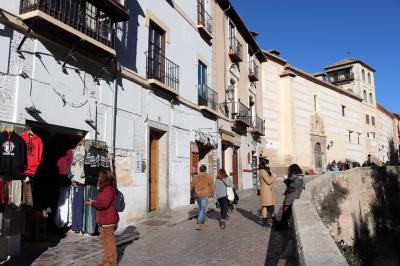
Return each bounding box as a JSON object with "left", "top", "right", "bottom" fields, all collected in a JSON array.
[
  {"left": 232, "top": 148, "right": 238, "bottom": 188},
  {"left": 221, "top": 146, "right": 225, "bottom": 170},
  {"left": 149, "top": 135, "right": 159, "bottom": 211}
]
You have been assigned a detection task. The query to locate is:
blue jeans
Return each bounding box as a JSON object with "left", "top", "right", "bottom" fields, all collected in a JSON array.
[{"left": 197, "top": 197, "right": 208, "bottom": 224}]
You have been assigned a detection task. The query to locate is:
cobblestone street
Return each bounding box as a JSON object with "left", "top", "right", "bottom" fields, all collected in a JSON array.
[
  {"left": 73, "top": 180, "right": 291, "bottom": 266},
  {"left": 6, "top": 177, "right": 314, "bottom": 266}
]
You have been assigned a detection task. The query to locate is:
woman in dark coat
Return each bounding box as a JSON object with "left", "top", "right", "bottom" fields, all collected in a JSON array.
[
  {"left": 87, "top": 170, "right": 119, "bottom": 266},
  {"left": 277, "top": 164, "right": 304, "bottom": 230}
]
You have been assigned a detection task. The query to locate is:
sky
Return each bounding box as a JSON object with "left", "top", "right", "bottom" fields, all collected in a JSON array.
[{"left": 231, "top": 0, "right": 400, "bottom": 113}]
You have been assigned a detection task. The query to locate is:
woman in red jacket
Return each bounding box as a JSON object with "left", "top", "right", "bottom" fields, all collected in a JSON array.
[{"left": 87, "top": 170, "right": 119, "bottom": 266}]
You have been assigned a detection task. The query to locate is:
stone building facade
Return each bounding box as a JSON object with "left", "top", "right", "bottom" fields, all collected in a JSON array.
[{"left": 261, "top": 52, "right": 400, "bottom": 174}]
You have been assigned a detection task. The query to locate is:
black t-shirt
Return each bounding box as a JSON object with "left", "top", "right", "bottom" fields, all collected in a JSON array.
[{"left": 0, "top": 131, "right": 27, "bottom": 180}]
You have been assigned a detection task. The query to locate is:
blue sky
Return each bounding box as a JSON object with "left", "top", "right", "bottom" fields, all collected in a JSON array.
[{"left": 231, "top": 0, "right": 400, "bottom": 113}]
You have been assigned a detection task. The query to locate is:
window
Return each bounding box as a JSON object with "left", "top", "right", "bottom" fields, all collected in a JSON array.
[
  {"left": 314, "top": 95, "right": 318, "bottom": 112},
  {"left": 349, "top": 130, "right": 353, "bottom": 143},
  {"left": 357, "top": 133, "right": 361, "bottom": 144},
  {"left": 367, "top": 132, "right": 370, "bottom": 138},
  {"left": 363, "top": 90, "right": 367, "bottom": 102},
  {"left": 366, "top": 114, "right": 370, "bottom": 124},
  {"left": 372, "top": 132, "right": 376, "bottom": 139},
  {"left": 148, "top": 22, "right": 166, "bottom": 80},
  {"left": 341, "top": 105, "right": 346, "bottom": 117},
  {"left": 229, "top": 21, "right": 235, "bottom": 40},
  {"left": 362, "top": 69, "right": 365, "bottom": 81},
  {"left": 368, "top": 72, "right": 371, "bottom": 84},
  {"left": 369, "top": 92, "right": 373, "bottom": 104},
  {"left": 198, "top": 60, "right": 207, "bottom": 105},
  {"left": 371, "top": 116, "right": 375, "bottom": 126}
]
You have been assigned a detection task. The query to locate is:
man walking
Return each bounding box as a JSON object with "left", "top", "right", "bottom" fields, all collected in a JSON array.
[{"left": 191, "top": 165, "right": 215, "bottom": 230}]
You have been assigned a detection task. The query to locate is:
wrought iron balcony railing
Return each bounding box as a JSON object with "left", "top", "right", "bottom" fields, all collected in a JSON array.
[
  {"left": 253, "top": 116, "right": 265, "bottom": 136},
  {"left": 229, "top": 37, "right": 243, "bottom": 62},
  {"left": 197, "top": 1, "right": 213, "bottom": 38},
  {"left": 145, "top": 50, "right": 180, "bottom": 93},
  {"left": 20, "top": 0, "right": 116, "bottom": 48},
  {"left": 198, "top": 84, "right": 218, "bottom": 111},
  {"left": 248, "top": 60, "right": 259, "bottom": 81},
  {"left": 328, "top": 72, "right": 354, "bottom": 83},
  {"left": 220, "top": 101, "right": 252, "bottom": 126}
]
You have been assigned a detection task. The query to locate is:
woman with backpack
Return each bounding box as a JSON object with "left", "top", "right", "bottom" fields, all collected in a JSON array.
[
  {"left": 87, "top": 169, "right": 119, "bottom": 266},
  {"left": 276, "top": 164, "right": 305, "bottom": 230},
  {"left": 259, "top": 157, "right": 276, "bottom": 227},
  {"left": 214, "top": 169, "right": 234, "bottom": 229}
]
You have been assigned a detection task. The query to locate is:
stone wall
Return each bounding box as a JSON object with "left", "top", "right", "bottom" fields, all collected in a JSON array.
[{"left": 293, "top": 167, "right": 400, "bottom": 265}]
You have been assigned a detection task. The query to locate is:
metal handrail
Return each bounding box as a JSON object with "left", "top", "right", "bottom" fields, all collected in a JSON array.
[
  {"left": 254, "top": 116, "right": 265, "bottom": 135},
  {"left": 329, "top": 72, "right": 354, "bottom": 83},
  {"left": 198, "top": 84, "right": 218, "bottom": 111},
  {"left": 197, "top": 1, "right": 213, "bottom": 34},
  {"left": 220, "top": 101, "right": 251, "bottom": 125},
  {"left": 145, "top": 50, "right": 180, "bottom": 92},
  {"left": 20, "top": 0, "right": 115, "bottom": 48},
  {"left": 249, "top": 60, "right": 259, "bottom": 79},
  {"left": 229, "top": 36, "right": 242, "bottom": 59}
]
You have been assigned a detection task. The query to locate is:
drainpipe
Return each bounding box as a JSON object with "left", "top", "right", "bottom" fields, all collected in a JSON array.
[{"left": 112, "top": 60, "right": 121, "bottom": 174}]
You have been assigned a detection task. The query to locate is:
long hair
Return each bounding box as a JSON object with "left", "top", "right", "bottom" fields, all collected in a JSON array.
[
  {"left": 288, "top": 164, "right": 302, "bottom": 177},
  {"left": 98, "top": 169, "right": 117, "bottom": 188},
  {"left": 217, "top": 169, "right": 228, "bottom": 179},
  {"left": 259, "top": 158, "right": 272, "bottom": 176}
]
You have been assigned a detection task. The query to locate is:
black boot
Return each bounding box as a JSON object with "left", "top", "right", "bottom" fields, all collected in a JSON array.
[
  {"left": 266, "top": 217, "right": 273, "bottom": 228},
  {"left": 262, "top": 218, "right": 268, "bottom": 226}
]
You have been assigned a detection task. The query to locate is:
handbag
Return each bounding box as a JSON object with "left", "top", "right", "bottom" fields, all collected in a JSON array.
[
  {"left": 190, "top": 188, "right": 197, "bottom": 204},
  {"left": 221, "top": 179, "right": 235, "bottom": 202},
  {"left": 233, "top": 188, "right": 239, "bottom": 204}
]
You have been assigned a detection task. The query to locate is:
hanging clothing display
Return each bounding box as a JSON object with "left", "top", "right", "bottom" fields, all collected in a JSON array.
[
  {"left": 71, "top": 185, "right": 84, "bottom": 232},
  {"left": 84, "top": 145, "right": 110, "bottom": 185},
  {"left": 0, "top": 178, "right": 5, "bottom": 210},
  {"left": 0, "top": 131, "right": 27, "bottom": 180},
  {"left": 7, "top": 180, "right": 22, "bottom": 207},
  {"left": 21, "top": 131, "right": 43, "bottom": 176},
  {"left": 83, "top": 185, "right": 98, "bottom": 234},
  {"left": 54, "top": 186, "right": 71, "bottom": 228},
  {"left": 22, "top": 181, "right": 33, "bottom": 206},
  {"left": 71, "top": 143, "right": 85, "bottom": 185}
]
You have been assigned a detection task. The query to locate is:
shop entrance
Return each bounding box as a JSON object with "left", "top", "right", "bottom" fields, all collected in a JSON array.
[
  {"left": 26, "top": 121, "right": 86, "bottom": 228},
  {"left": 149, "top": 130, "right": 162, "bottom": 212},
  {"left": 232, "top": 148, "right": 238, "bottom": 188}
]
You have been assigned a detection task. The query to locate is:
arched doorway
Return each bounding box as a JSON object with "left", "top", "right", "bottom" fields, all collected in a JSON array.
[{"left": 314, "top": 143, "right": 323, "bottom": 170}]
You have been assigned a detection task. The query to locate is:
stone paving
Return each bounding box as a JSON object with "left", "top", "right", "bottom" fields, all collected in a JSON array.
[
  {"left": 73, "top": 181, "right": 293, "bottom": 266},
  {"left": 6, "top": 176, "right": 316, "bottom": 266}
]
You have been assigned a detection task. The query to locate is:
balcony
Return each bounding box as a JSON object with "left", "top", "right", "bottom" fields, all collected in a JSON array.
[
  {"left": 198, "top": 84, "right": 218, "bottom": 116},
  {"left": 229, "top": 37, "right": 243, "bottom": 62},
  {"left": 146, "top": 50, "right": 180, "bottom": 96},
  {"left": 248, "top": 60, "right": 259, "bottom": 81},
  {"left": 220, "top": 101, "right": 252, "bottom": 127},
  {"left": 19, "top": 0, "right": 129, "bottom": 57},
  {"left": 197, "top": 1, "right": 213, "bottom": 40},
  {"left": 328, "top": 72, "right": 354, "bottom": 84},
  {"left": 252, "top": 116, "right": 265, "bottom": 136}
]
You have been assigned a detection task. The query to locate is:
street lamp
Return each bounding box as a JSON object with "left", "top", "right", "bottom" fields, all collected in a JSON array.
[{"left": 327, "top": 140, "right": 334, "bottom": 150}]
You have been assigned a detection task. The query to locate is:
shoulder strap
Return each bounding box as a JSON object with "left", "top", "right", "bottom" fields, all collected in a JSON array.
[{"left": 221, "top": 179, "right": 230, "bottom": 187}]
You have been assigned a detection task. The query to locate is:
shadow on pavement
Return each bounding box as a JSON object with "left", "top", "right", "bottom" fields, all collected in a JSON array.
[{"left": 236, "top": 208, "right": 262, "bottom": 225}]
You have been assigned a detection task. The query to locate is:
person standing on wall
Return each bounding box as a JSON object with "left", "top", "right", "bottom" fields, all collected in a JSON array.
[
  {"left": 259, "top": 156, "right": 276, "bottom": 227},
  {"left": 87, "top": 170, "right": 119, "bottom": 266},
  {"left": 214, "top": 169, "right": 234, "bottom": 229},
  {"left": 191, "top": 165, "right": 215, "bottom": 230}
]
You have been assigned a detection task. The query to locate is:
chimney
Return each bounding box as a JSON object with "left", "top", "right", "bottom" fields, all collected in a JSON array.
[
  {"left": 250, "top": 30, "right": 259, "bottom": 39},
  {"left": 268, "top": 49, "right": 281, "bottom": 56}
]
